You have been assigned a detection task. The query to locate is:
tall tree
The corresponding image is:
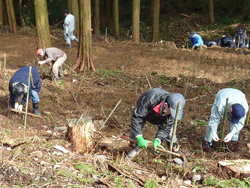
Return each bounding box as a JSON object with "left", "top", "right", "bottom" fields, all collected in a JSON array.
[
  {"left": 112, "top": 0, "right": 119, "bottom": 39},
  {"left": 5, "top": 0, "right": 18, "bottom": 33},
  {"left": 94, "top": 0, "right": 100, "bottom": 37},
  {"left": 71, "top": 0, "right": 95, "bottom": 71},
  {"left": 209, "top": 0, "right": 215, "bottom": 24},
  {"left": 132, "top": 0, "right": 140, "bottom": 42},
  {"left": 34, "top": 0, "right": 51, "bottom": 48},
  {"left": 19, "top": 0, "right": 23, "bottom": 27},
  {"left": 71, "top": 0, "right": 79, "bottom": 38},
  {"left": 0, "top": 0, "right": 3, "bottom": 26},
  {"left": 152, "top": 0, "right": 160, "bottom": 43}
]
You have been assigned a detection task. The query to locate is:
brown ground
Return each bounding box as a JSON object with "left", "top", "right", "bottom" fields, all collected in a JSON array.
[{"left": 0, "top": 32, "right": 250, "bottom": 187}]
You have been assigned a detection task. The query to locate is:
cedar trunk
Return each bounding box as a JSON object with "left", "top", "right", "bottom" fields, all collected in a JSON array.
[
  {"left": 152, "top": 0, "right": 160, "bottom": 43},
  {"left": 19, "top": 0, "right": 23, "bottom": 27},
  {"left": 71, "top": 0, "right": 79, "bottom": 38},
  {"left": 0, "top": 0, "right": 3, "bottom": 26},
  {"left": 209, "top": 0, "right": 215, "bottom": 24},
  {"left": 132, "top": 0, "right": 140, "bottom": 43},
  {"left": 5, "top": 0, "right": 17, "bottom": 34},
  {"left": 94, "top": 0, "right": 100, "bottom": 37},
  {"left": 34, "top": 0, "right": 51, "bottom": 48},
  {"left": 112, "top": 0, "right": 119, "bottom": 39},
  {"left": 71, "top": 0, "right": 95, "bottom": 71}
]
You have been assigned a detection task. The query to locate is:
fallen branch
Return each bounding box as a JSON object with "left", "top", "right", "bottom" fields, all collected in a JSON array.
[{"left": 10, "top": 108, "right": 44, "bottom": 118}]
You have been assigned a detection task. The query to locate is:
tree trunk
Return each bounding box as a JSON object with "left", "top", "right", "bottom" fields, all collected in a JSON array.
[
  {"left": 0, "top": 0, "right": 3, "bottom": 26},
  {"left": 71, "top": 0, "right": 95, "bottom": 72},
  {"left": 152, "top": 0, "right": 160, "bottom": 43},
  {"left": 112, "top": 0, "right": 119, "bottom": 39},
  {"left": 106, "top": 0, "right": 112, "bottom": 29},
  {"left": 5, "top": 0, "right": 18, "bottom": 34},
  {"left": 71, "top": 0, "right": 79, "bottom": 38},
  {"left": 209, "top": 0, "right": 215, "bottom": 24},
  {"left": 19, "top": 0, "right": 23, "bottom": 27},
  {"left": 132, "top": 0, "right": 140, "bottom": 43},
  {"left": 68, "top": 0, "right": 72, "bottom": 12},
  {"left": 94, "top": 0, "right": 100, "bottom": 37},
  {"left": 34, "top": 0, "right": 51, "bottom": 48}
]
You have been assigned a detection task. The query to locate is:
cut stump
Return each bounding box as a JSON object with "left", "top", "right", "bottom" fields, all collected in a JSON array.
[
  {"left": 218, "top": 159, "right": 250, "bottom": 179},
  {"left": 67, "top": 116, "right": 94, "bottom": 154}
]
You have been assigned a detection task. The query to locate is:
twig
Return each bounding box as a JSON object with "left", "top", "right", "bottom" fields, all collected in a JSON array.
[
  {"left": 220, "top": 98, "right": 229, "bottom": 152},
  {"left": 145, "top": 75, "right": 152, "bottom": 89},
  {"left": 99, "top": 99, "right": 122, "bottom": 131}
]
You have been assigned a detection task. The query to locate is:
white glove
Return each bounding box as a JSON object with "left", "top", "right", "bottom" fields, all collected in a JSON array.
[
  {"left": 212, "top": 132, "right": 220, "bottom": 142},
  {"left": 14, "top": 103, "right": 19, "bottom": 110},
  {"left": 17, "top": 104, "right": 23, "bottom": 112},
  {"left": 38, "top": 60, "right": 46, "bottom": 65},
  {"left": 224, "top": 132, "right": 234, "bottom": 143}
]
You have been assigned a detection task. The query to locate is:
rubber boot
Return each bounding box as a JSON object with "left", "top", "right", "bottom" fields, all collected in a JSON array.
[
  {"left": 33, "top": 103, "right": 41, "bottom": 116},
  {"left": 66, "top": 43, "right": 71, "bottom": 49},
  {"left": 74, "top": 38, "right": 79, "bottom": 44}
]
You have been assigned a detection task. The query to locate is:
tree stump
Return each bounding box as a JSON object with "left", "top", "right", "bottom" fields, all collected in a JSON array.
[
  {"left": 218, "top": 159, "right": 250, "bottom": 179},
  {"left": 67, "top": 116, "right": 94, "bottom": 154}
]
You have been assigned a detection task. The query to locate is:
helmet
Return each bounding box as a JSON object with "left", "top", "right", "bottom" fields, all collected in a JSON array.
[
  {"left": 36, "top": 48, "right": 43, "bottom": 55},
  {"left": 12, "top": 83, "right": 25, "bottom": 97}
]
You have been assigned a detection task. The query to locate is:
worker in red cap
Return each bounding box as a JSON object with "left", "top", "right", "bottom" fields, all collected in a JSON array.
[{"left": 36, "top": 47, "right": 67, "bottom": 81}]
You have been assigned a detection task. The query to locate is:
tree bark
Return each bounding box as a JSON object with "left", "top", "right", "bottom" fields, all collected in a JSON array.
[
  {"left": 5, "top": 0, "right": 18, "bottom": 34},
  {"left": 152, "top": 0, "right": 160, "bottom": 43},
  {"left": 0, "top": 0, "right": 3, "bottom": 26},
  {"left": 112, "top": 0, "right": 119, "bottom": 39},
  {"left": 71, "top": 0, "right": 95, "bottom": 72},
  {"left": 71, "top": 0, "right": 79, "bottom": 38},
  {"left": 106, "top": 0, "right": 112, "bottom": 29},
  {"left": 209, "top": 0, "right": 215, "bottom": 24},
  {"left": 34, "top": 0, "right": 51, "bottom": 48},
  {"left": 94, "top": 0, "right": 100, "bottom": 37},
  {"left": 132, "top": 0, "right": 140, "bottom": 43},
  {"left": 19, "top": 0, "right": 23, "bottom": 27}
]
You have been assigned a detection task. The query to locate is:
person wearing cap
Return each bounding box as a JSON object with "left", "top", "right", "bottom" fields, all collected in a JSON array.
[
  {"left": 203, "top": 88, "right": 249, "bottom": 152},
  {"left": 233, "top": 29, "right": 249, "bottom": 48},
  {"left": 218, "top": 35, "right": 236, "bottom": 48},
  {"left": 9, "top": 66, "right": 41, "bottom": 116},
  {"left": 206, "top": 41, "right": 217, "bottom": 47},
  {"left": 190, "top": 31, "right": 204, "bottom": 50},
  {"left": 127, "top": 88, "right": 186, "bottom": 159},
  {"left": 36, "top": 47, "right": 67, "bottom": 81},
  {"left": 63, "top": 9, "right": 79, "bottom": 48}
]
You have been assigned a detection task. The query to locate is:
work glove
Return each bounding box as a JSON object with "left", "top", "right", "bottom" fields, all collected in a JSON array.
[
  {"left": 17, "top": 104, "right": 23, "bottom": 112},
  {"left": 153, "top": 138, "right": 165, "bottom": 151},
  {"left": 212, "top": 132, "right": 220, "bottom": 142},
  {"left": 38, "top": 60, "right": 46, "bottom": 65},
  {"left": 136, "top": 135, "right": 147, "bottom": 148},
  {"left": 224, "top": 132, "right": 234, "bottom": 142},
  {"left": 14, "top": 103, "right": 19, "bottom": 110}
]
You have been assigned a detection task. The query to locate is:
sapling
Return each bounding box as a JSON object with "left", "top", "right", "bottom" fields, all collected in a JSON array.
[{"left": 219, "top": 98, "right": 229, "bottom": 152}]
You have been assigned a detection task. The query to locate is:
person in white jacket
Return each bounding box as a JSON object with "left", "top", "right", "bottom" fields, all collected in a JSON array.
[
  {"left": 64, "top": 9, "right": 79, "bottom": 48},
  {"left": 203, "top": 88, "right": 249, "bottom": 152}
]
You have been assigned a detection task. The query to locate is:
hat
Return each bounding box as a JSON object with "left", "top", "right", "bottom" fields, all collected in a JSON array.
[
  {"left": 190, "top": 31, "right": 196, "bottom": 37},
  {"left": 222, "top": 35, "right": 226, "bottom": 38},
  {"left": 238, "top": 28, "right": 243, "bottom": 34},
  {"left": 231, "top": 104, "right": 245, "bottom": 124},
  {"left": 36, "top": 48, "right": 43, "bottom": 55},
  {"left": 166, "top": 93, "right": 186, "bottom": 120}
]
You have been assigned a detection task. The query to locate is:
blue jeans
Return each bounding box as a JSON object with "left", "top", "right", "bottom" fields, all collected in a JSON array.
[{"left": 9, "top": 89, "right": 39, "bottom": 107}]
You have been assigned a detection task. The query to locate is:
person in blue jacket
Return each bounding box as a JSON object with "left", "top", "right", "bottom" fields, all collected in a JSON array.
[
  {"left": 190, "top": 31, "right": 204, "bottom": 50},
  {"left": 9, "top": 66, "right": 42, "bottom": 116},
  {"left": 233, "top": 28, "right": 249, "bottom": 48},
  {"left": 203, "top": 88, "right": 249, "bottom": 152}
]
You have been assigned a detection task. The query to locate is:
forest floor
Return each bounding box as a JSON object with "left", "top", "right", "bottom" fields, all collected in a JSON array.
[{"left": 1, "top": 29, "right": 250, "bottom": 187}]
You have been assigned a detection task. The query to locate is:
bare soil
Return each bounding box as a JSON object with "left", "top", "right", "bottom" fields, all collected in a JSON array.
[{"left": 1, "top": 32, "right": 250, "bottom": 187}]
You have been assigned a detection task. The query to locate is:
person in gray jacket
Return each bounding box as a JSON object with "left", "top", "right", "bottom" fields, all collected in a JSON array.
[
  {"left": 36, "top": 48, "right": 67, "bottom": 81},
  {"left": 127, "top": 88, "right": 186, "bottom": 159},
  {"left": 203, "top": 88, "right": 249, "bottom": 152},
  {"left": 233, "top": 28, "right": 249, "bottom": 48},
  {"left": 64, "top": 9, "right": 79, "bottom": 48}
]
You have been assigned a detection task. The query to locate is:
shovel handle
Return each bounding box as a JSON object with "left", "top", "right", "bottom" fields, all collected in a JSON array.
[{"left": 121, "top": 135, "right": 181, "bottom": 157}]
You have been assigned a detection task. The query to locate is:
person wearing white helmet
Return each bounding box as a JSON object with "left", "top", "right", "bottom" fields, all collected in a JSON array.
[
  {"left": 36, "top": 47, "right": 67, "bottom": 81},
  {"left": 63, "top": 9, "right": 79, "bottom": 48}
]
